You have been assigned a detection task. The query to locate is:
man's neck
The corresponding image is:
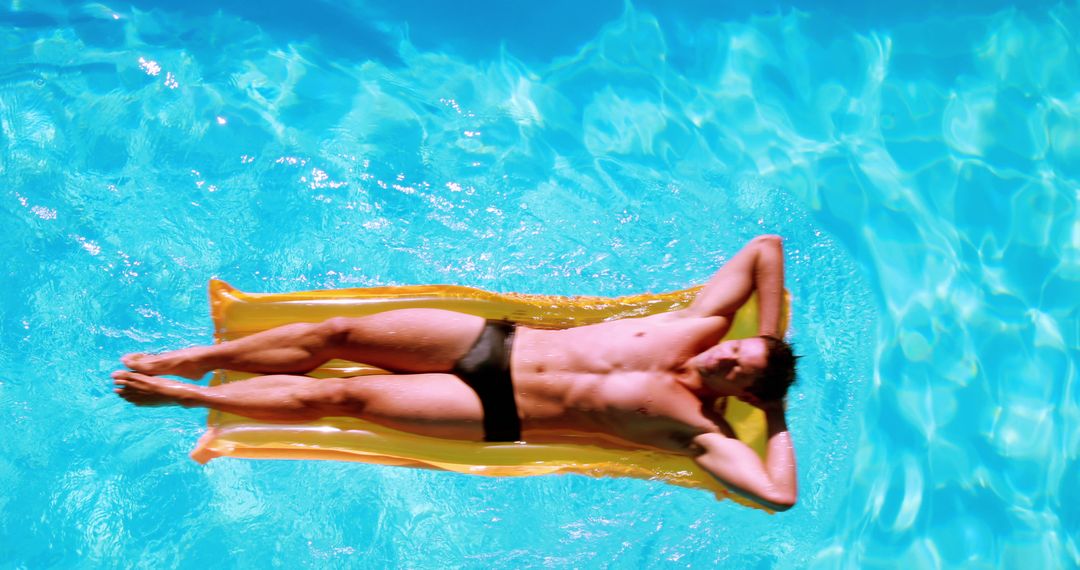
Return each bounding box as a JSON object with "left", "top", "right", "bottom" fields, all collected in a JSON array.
[{"left": 672, "top": 365, "right": 712, "bottom": 399}]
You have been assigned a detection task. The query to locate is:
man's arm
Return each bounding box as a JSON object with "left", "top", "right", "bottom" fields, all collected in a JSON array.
[
  {"left": 684, "top": 235, "right": 785, "bottom": 337},
  {"left": 692, "top": 402, "right": 797, "bottom": 510}
]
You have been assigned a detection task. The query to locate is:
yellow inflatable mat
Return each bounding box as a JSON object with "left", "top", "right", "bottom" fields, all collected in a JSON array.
[{"left": 192, "top": 280, "right": 786, "bottom": 509}]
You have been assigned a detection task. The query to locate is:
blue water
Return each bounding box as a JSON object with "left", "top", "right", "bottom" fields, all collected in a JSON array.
[{"left": 1, "top": 0, "right": 1076, "bottom": 567}]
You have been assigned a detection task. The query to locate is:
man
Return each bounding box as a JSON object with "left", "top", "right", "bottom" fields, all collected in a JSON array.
[{"left": 115, "top": 235, "right": 799, "bottom": 510}]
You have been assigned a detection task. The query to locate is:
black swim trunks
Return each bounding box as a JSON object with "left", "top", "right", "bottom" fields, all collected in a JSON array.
[{"left": 452, "top": 319, "right": 521, "bottom": 442}]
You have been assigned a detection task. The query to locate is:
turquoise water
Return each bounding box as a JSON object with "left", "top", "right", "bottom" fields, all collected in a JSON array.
[{"left": 1, "top": 1, "right": 1076, "bottom": 567}]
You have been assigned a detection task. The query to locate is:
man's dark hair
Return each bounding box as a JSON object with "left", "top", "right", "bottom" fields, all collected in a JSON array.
[{"left": 746, "top": 335, "right": 798, "bottom": 402}]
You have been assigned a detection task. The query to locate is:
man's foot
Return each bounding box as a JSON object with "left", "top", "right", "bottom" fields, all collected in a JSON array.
[
  {"left": 121, "top": 349, "right": 211, "bottom": 380},
  {"left": 112, "top": 370, "right": 200, "bottom": 407}
]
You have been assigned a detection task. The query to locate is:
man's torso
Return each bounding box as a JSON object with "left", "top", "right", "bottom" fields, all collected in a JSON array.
[{"left": 507, "top": 311, "right": 732, "bottom": 452}]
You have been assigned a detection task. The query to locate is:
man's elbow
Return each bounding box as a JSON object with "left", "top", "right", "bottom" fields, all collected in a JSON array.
[
  {"left": 761, "top": 488, "right": 797, "bottom": 512},
  {"left": 751, "top": 234, "right": 783, "bottom": 248},
  {"left": 769, "top": 494, "right": 797, "bottom": 512}
]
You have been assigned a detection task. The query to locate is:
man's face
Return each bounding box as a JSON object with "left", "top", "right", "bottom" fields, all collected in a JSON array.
[{"left": 693, "top": 338, "right": 770, "bottom": 398}]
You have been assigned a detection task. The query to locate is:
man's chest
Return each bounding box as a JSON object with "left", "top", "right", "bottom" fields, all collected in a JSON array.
[{"left": 551, "top": 315, "right": 730, "bottom": 373}]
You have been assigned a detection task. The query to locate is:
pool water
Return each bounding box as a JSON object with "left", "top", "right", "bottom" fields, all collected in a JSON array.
[{"left": 1, "top": 1, "right": 1075, "bottom": 567}]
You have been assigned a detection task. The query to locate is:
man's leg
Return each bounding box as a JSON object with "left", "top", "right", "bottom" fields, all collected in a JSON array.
[
  {"left": 122, "top": 309, "right": 486, "bottom": 379},
  {"left": 113, "top": 369, "right": 487, "bottom": 441}
]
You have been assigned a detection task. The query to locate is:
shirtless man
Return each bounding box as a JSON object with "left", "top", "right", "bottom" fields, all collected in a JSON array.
[{"left": 114, "top": 235, "right": 799, "bottom": 510}]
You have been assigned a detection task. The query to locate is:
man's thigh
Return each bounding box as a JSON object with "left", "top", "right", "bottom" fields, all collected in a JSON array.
[
  {"left": 345, "top": 372, "right": 486, "bottom": 441},
  {"left": 332, "top": 309, "right": 486, "bottom": 372}
]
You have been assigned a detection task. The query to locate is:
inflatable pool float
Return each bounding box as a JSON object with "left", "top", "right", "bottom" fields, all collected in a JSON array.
[{"left": 192, "top": 280, "right": 788, "bottom": 510}]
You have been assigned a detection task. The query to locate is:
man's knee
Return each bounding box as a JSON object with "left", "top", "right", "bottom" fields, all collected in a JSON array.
[
  {"left": 319, "top": 317, "right": 363, "bottom": 346},
  {"left": 303, "top": 377, "right": 364, "bottom": 414}
]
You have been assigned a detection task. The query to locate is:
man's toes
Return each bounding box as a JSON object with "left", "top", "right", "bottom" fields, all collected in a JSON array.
[
  {"left": 112, "top": 370, "right": 159, "bottom": 388},
  {"left": 125, "top": 353, "right": 164, "bottom": 373},
  {"left": 112, "top": 370, "right": 138, "bottom": 381}
]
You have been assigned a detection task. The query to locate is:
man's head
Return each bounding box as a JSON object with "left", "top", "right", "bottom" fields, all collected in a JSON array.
[{"left": 691, "top": 335, "right": 798, "bottom": 403}]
